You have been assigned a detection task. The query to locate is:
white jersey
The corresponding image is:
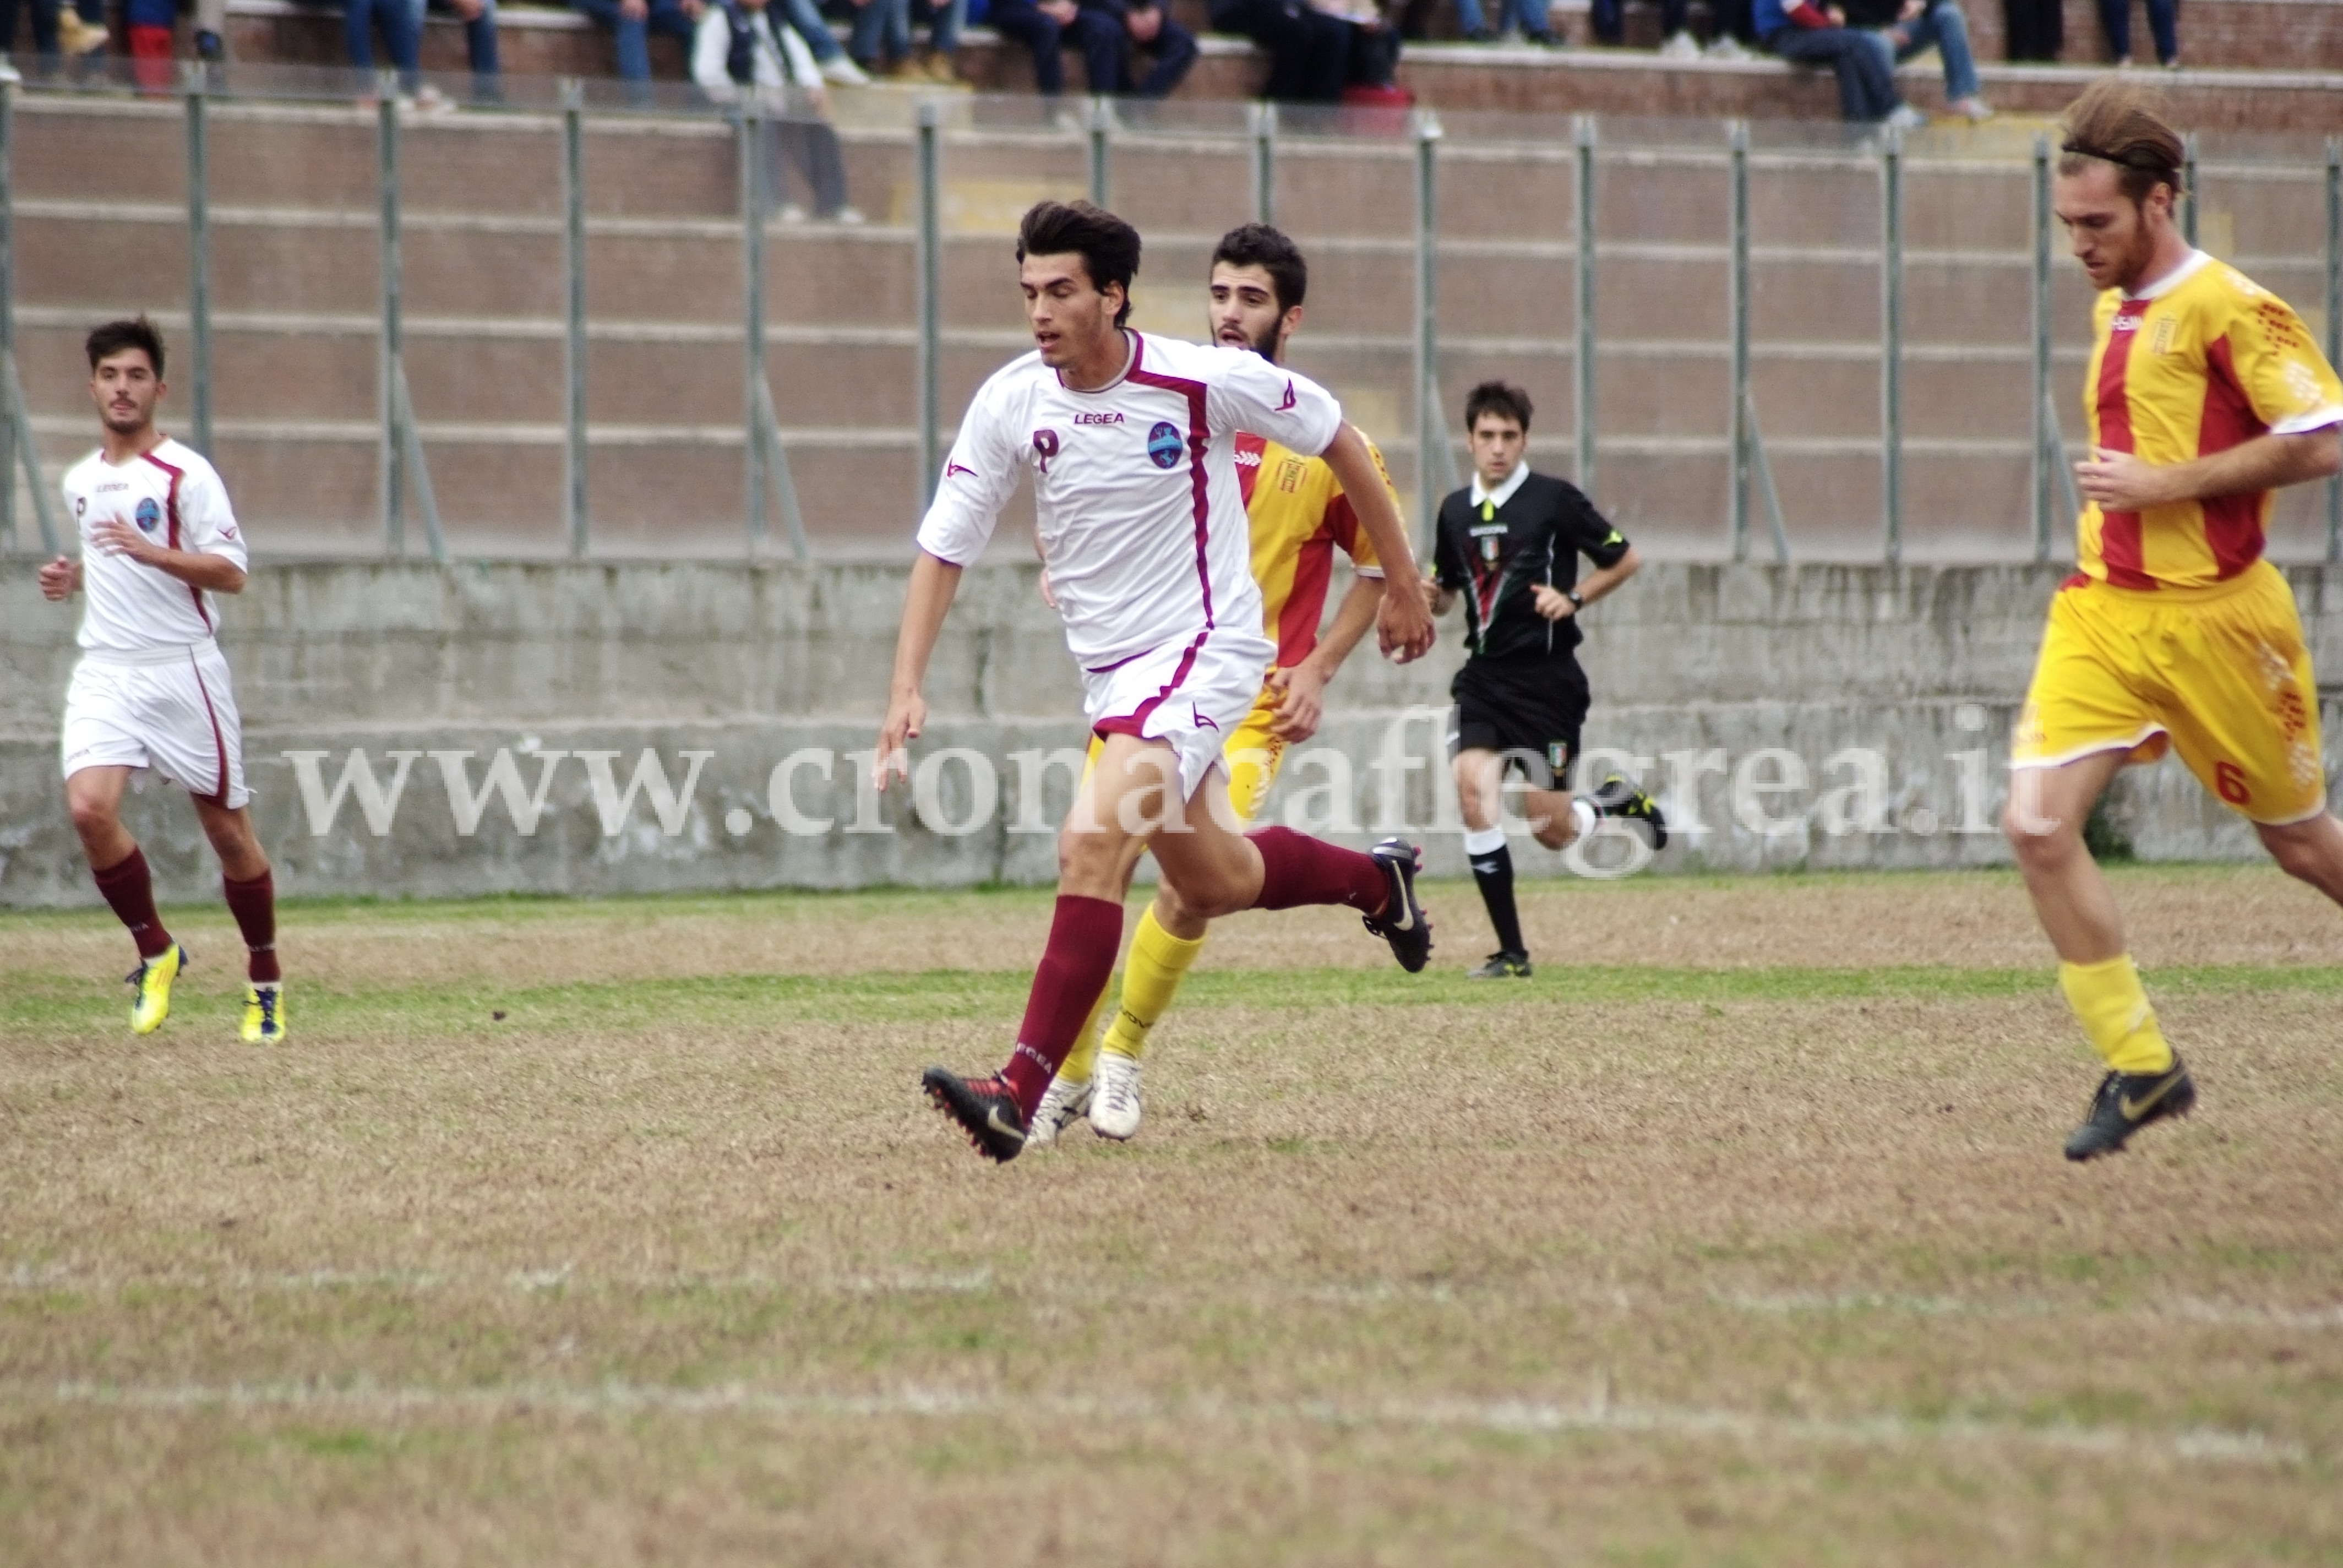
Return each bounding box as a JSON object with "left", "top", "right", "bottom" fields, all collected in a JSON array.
[
  {"left": 916, "top": 331, "right": 1344, "bottom": 671},
  {"left": 64, "top": 437, "right": 246, "bottom": 660}
]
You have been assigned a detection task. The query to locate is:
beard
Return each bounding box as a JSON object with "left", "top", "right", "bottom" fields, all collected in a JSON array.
[{"left": 1244, "top": 322, "right": 1281, "bottom": 362}]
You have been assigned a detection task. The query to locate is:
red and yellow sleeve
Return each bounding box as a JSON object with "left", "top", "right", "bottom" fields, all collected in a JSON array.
[{"left": 2218, "top": 280, "right": 2343, "bottom": 437}]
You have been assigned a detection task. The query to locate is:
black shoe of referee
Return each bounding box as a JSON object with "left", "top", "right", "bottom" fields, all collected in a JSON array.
[{"left": 1588, "top": 773, "right": 1669, "bottom": 851}]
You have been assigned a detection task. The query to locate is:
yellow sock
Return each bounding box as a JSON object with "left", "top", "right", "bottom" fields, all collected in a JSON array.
[
  {"left": 2058, "top": 954, "right": 2176, "bottom": 1075},
  {"left": 1099, "top": 906, "right": 1208, "bottom": 1064},
  {"left": 1059, "top": 981, "right": 1111, "bottom": 1084}
]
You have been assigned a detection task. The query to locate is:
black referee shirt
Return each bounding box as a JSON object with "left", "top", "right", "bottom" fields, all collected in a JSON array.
[{"left": 1432, "top": 470, "right": 1630, "bottom": 660}]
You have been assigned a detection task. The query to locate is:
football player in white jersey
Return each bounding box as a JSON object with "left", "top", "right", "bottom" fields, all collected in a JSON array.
[
  {"left": 880, "top": 201, "right": 1437, "bottom": 1163},
  {"left": 37, "top": 318, "right": 285, "bottom": 1044}
]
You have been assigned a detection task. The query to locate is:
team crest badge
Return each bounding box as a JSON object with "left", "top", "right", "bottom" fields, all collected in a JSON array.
[
  {"left": 133, "top": 497, "right": 162, "bottom": 534},
  {"left": 1146, "top": 421, "right": 1184, "bottom": 470},
  {"left": 1548, "top": 741, "right": 1570, "bottom": 775},
  {"left": 1032, "top": 429, "right": 1060, "bottom": 475}
]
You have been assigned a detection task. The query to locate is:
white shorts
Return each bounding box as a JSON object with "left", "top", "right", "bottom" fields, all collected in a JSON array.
[
  {"left": 62, "top": 643, "right": 250, "bottom": 810},
  {"left": 1083, "top": 626, "right": 1274, "bottom": 802}
]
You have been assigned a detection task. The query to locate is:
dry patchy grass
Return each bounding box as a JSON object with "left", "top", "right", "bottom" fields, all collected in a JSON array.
[{"left": 2, "top": 867, "right": 2341, "bottom": 1565}]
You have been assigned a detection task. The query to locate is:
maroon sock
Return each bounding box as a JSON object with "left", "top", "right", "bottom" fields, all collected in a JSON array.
[
  {"left": 92, "top": 847, "right": 174, "bottom": 960},
  {"left": 1000, "top": 894, "right": 1125, "bottom": 1117},
  {"left": 222, "top": 870, "right": 282, "bottom": 984},
  {"left": 1248, "top": 825, "right": 1388, "bottom": 916}
]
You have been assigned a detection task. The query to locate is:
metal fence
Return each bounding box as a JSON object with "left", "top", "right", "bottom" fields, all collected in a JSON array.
[{"left": 0, "top": 62, "right": 2337, "bottom": 564}]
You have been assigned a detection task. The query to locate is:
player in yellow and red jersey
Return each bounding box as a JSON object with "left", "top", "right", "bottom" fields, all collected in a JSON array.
[
  {"left": 2007, "top": 79, "right": 2343, "bottom": 1161},
  {"left": 1029, "top": 222, "right": 1404, "bottom": 1145}
]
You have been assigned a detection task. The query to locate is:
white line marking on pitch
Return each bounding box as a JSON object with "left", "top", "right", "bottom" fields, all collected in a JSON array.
[
  {"left": 9, "top": 1262, "right": 2340, "bottom": 1331},
  {"left": 10, "top": 1380, "right": 2307, "bottom": 1468}
]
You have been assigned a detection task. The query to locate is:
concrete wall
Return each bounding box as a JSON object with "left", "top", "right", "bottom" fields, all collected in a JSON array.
[{"left": 4, "top": 558, "right": 2332, "bottom": 905}]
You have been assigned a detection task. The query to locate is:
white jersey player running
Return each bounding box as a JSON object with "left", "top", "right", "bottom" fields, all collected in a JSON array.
[
  {"left": 39, "top": 318, "right": 286, "bottom": 1044},
  {"left": 882, "top": 200, "right": 1438, "bottom": 1165}
]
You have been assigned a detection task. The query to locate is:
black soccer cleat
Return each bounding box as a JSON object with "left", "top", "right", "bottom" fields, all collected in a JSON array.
[
  {"left": 2064, "top": 1055, "right": 2195, "bottom": 1162},
  {"left": 1362, "top": 837, "right": 1433, "bottom": 973},
  {"left": 1588, "top": 772, "right": 1669, "bottom": 851},
  {"left": 1466, "top": 950, "right": 1533, "bottom": 980},
  {"left": 922, "top": 1065, "right": 1027, "bottom": 1163}
]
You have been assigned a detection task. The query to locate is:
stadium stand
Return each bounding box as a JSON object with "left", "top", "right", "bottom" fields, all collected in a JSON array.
[
  {"left": 181, "top": 0, "right": 2343, "bottom": 123},
  {"left": 7, "top": 85, "right": 2335, "bottom": 560}
]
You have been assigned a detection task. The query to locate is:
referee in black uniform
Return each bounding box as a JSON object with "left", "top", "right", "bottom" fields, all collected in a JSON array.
[{"left": 1426, "top": 381, "right": 1668, "bottom": 979}]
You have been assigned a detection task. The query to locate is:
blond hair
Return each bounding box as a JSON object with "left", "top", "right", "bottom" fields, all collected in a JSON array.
[{"left": 2058, "top": 77, "right": 2186, "bottom": 205}]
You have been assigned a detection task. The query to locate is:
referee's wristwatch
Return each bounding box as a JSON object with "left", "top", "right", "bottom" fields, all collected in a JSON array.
[{"left": 1564, "top": 589, "right": 1584, "bottom": 610}]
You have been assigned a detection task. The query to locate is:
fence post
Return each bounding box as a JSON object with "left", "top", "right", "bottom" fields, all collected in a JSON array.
[
  {"left": 2327, "top": 135, "right": 2340, "bottom": 563},
  {"left": 1728, "top": 119, "right": 1749, "bottom": 563},
  {"left": 1573, "top": 114, "right": 1596, "bottom": 496},
  {"left": 917, "top": 99, "right": 941, "bottom": 509},
  {"left": 0, "top": 82, "right": 14, "bottom": 553},
  {"left": 1087, "top": 96, "right": 1110, "bottom": 208},
  {"left": 186, "top": 68, "right": 214, "bottom": 458},
  {"left": 1251, "top": 100, "right": 1275, "bottom": 226},
  {"left": 378, "top": 80, "right": 404, "bottom": 556},
  {"left": 0, "top": 86, "right": 57, "bottom": 558},
  {"left": 1880, "top": 123, "right": 1903, "bottom": 567},
  {"left": 742, "top": 106, "right": 767, "bottom": 553},
  {"left": 562, "top": 78, "right": 588, "bottom": 559},
  {"left": 2181, "top": 130, "right": 2198, "bottom": 247},
  {"left": 1413, "top": 112, "right": 1440, "bottom": 559},
  {"left": 2031, "top": 132, "right": 2052, "bottom": 563}
]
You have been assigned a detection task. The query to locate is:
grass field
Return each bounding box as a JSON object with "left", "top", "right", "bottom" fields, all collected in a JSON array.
[{"left": 4, "top": 864, "right": 2342, "bottom": 1565}]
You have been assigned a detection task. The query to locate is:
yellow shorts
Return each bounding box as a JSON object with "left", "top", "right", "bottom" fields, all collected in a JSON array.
[
  {"left": 2012, "top": 562, "right": 2326, "bottom": 825},
  {"left": 1083, "top": 680, "right": 1288, "bottom": 826}
]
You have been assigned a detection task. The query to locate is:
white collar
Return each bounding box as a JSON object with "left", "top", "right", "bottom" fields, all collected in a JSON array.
[
  {"left": 2126, "top": 247, "right": 2212, "bottom": 302},
  {"left": 1469, "top": 461, "right": 1530, "bottom": 511},
  {"left": 1058, "top": 330, "right": 1138, "bottom": 395}
]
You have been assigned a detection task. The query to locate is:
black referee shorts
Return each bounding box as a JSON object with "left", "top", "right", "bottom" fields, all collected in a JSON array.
[{"left": 1447, "top": 654, "right": 1591, "bottom": 791}]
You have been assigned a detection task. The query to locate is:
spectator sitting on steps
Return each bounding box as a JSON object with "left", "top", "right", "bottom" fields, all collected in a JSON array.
[
  {"left": 1450, "top": 0, "right": 1557, "bottom": 47},
  {"left": 423, "top": 0, "right": 506, "bottom": 98},
  {"left": 771, "top": 0, "right": 869, "bottom": 80},
  {"left": 1208, "top": 0, "right": 1348, "bottom": 102},
  {"left": 575, "top": 0, "right": 704, "bottom": 99},
  {"left": 1314, "top": 0, "right": 1402, "bottom": 97},
  {"left": 2097, "top": 0, "right": 2177, "bottom": 68},
  {"left": 693, "top": 0, "right": 864, "bottom": 224},
  {"left": 1075, "top": 0, "right": 1199, "bottom": 95},
  {"left": 1848, "top": 0, "right": 1991, "bottom": 121},
  {"left": 1592, "top": 0, "right": 1698, "bottom": 57},
  {"left": 1756, "top": 0, "right": 1922, "bottom": 127},
  {"left": 987, "top": 0, "right": 1125, "bottom": 95},
  {"left": 848, "top": 0, "right": 962, "bottom": 80}
]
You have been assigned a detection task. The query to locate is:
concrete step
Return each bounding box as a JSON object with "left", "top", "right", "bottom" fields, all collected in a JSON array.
[{"left": 174, "top": 0, "right": 2343, "bottom": 130}]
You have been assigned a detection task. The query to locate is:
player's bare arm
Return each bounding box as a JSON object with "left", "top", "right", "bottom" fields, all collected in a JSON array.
[
  {"left": 1530, "top": 544, "right": 1641, "bottom": 621},
  {"left": 1270, "top": 572, "right": 1380, "bottom": 741},
  {"left": 878, "top": 549, "right": 963, "bottom": 788},
  {"left": 2077, "top": 428, "right": 2342, "bottom": 513},
  {"left": 39, "top": 555, "right": 83, "bottom": 600},
  {"left": 1319, "top": 423, "right": 1433, "bottom": 662},
  {"left": 86, "top": 517, "right": 248, "bottom": 594}
]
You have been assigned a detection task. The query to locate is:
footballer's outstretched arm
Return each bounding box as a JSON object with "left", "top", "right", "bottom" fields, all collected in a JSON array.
[
  {"left": 1319, "top": 422, "right": 1434, "bottom": 662},
  {"left": 878, "top": 549, "right": 963, "bottom": 789}
]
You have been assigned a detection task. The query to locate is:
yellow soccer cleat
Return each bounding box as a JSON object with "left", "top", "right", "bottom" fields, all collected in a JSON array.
[
  {"left": 126, "top": 943, "right": 186, "bottom": 1036},
  {"left": 241, "top": 983, "right": 286, "bottom": 1045}
]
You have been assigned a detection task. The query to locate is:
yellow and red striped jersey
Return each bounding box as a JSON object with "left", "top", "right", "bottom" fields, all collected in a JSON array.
[
  {"left": 2080, "top": 251, "right": 2343, "bottom": 591},
  {"left": 1234, "top": 431, "right": 1392, "bottom": 667}
]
